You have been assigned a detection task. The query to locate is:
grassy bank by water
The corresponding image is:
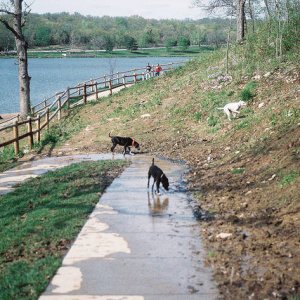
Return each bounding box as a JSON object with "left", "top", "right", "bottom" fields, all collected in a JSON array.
[
  {"left": 0, "top": 45, "right": 214, "bottom": 59},
  {"left": 0, "top": 160, "right": 128, "bottom": 300}
]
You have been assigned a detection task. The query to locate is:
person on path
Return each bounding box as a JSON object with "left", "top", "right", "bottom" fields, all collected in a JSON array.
[
  {"left": 145, "top": 63, "right": 152, "bottom": 79},
  {"left": 155, "top": 64, "right": 162, "bottom": 76}
]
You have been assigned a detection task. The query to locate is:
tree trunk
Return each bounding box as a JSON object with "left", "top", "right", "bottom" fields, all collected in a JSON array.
[
  {"left": 13, "top": 0, "right": 31, "bottom": 118},
  {"left": 236, "top": 0, "right": 246, "bottom": 42},
  {"left": 15, "top": 38, "right": 31, "bottom": 118}
]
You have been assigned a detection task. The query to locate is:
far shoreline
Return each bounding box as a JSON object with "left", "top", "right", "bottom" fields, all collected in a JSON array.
[{"left": 0, "top": 45, "right": 214, "bottom": 59}]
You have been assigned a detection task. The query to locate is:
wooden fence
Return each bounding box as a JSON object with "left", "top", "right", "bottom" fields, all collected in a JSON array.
[{"left": 0, "top": 62, "right": 184, "bottom": 154}]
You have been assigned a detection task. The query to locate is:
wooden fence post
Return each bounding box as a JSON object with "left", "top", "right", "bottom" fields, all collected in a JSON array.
[
  {"left": 96, "top": 82, "right": 100, "bottom": 99},
  {"left": 83, "top": 84, "right": 87, "bottom": 104},
  {"left": 94, "top": 82, "right": 97, "bottom": 97},
  {"left": 122, "top": 75, "right": 126, "bottom": 87},
  {"left": 13, "top": 120, "right": 19, "bottom": 155},
  {"left": 91, "top": 79, "right": 95, "bottom": 92},
  {"left": 46, "top": 108, "right": 50, "bottom": 131},
  {"left": 104, "top": 75, "right": 107, "bottom": 87},
  {"left": 66, "top": 87, "right": 70, "bottom": 109},
  {"left": 134, "top": 72, "right": 137, "bottom": 83},
  {"left": 57, "top": 96, "right": 61, "bottom": 120},
  {"left": 142, "top": 72, "right": 145, "bottom": 81},
  {"left": 109, "top": 80, "right": 113, "bottom": 95},
  {"left": 27, "top": 116, "right": 33, "bottom": 149},
  {"left": 36, "top": 114, "right": 41, "bottom": 143},
  {"left": 117, "top": 72, "right": 120, "bottom": 84}
]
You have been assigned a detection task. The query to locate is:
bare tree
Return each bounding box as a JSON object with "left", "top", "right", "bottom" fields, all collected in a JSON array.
[
  {"left": 193, "top": 0, "right": 246, "bottom": 42},
  {"left": 0, "top": 0, "right": 31, "bottom": 118}
]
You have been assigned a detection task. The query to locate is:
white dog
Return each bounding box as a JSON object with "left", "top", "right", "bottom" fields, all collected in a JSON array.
[{"left": 217, "top": 101, "right": 247, "bottom": 120}]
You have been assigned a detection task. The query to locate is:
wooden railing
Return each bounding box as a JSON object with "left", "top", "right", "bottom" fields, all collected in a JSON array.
[{"left": 0, "top": 62, "right": 184, "bottom": 154}]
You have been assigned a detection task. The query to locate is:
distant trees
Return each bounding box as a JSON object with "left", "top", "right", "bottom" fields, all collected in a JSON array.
[
  {"left": 0, "top": 13, "right": 232, "bottom": 51},
  {"left": 34, "top": 25, "right": 51, "bottom": 46},
  {"left": 124, "top": 36, "right": 138, "bottom": 52},
  {"left": 178, "top": 37, "right": 191, "bottom": 50},
  {"left": 0, "top": 23, "right": 14, "bottom": 50},
  {"left": 91, "top": 33, "right": 115, "bottom": 51},
  {"left": 0, "top": 0, "right": 31, "bottom": 118},
  {"left": 140, "top": 28, "right": 156, "bottom": 47},
  {"left": 165, "top": 38, "right": 177, "bottom": 51}
]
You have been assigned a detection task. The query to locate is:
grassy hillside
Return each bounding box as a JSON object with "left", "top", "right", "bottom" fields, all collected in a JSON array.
[
  {"left": 41, "top": 46, "right": 300, "bottom": 298},
  {"left": 4, "top": 46, "right": 300, "bottom": 298}
]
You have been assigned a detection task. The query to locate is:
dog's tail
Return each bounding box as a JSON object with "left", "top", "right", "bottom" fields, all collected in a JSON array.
[
  {"left": 109, "top": 132, "right": 112, "bottom": 137},
  {"left": 152, "top": 158, "right": 155, "bottom": 165},
  {"left": 216, "top": 107, "right": 224, "bottom": 110}
]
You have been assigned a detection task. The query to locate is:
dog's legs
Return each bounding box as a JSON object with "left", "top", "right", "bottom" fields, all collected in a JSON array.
[
  {"left": 151, "top": 180, "right": 156, "bottom": 192},
  {"left": 122, "top": 146, "right": 127, "bottom": 156},
  {"left": 128, "top": 147, "right": 135, "bottom": 156},
  {"left": 147, "top": 172, "right": 151, "bottom": 188},
  {"left": 231, "top": 110, "right": 240, "bottom": 119},
  {"left": 111, "top": 143, "right": 117, "bottom": 152},
  {"left": 156, "top": 180, "right": 160, "bottom": 195},
  {"left": 224, "top": 108, "right": 231, "bottom": 120}
]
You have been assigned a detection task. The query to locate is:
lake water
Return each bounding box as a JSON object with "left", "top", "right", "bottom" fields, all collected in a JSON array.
[{"left": 0, "top": 57, "right": 187, "bottom": 114}]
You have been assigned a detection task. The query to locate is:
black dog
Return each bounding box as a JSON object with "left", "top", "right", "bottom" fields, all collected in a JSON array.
[
  {"left": 147, "top": 158, "right": 169, "bottom": 194},
  {"left": 109, "top": 132, "right": 140, "bottom": 155}
]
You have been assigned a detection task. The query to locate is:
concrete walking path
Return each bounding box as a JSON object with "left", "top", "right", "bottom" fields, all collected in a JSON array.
[
  {"left": 39, "top": 155, "right": 219, "bottom": 300},
  {"left": 0, "top": 153, "right": 219, "bottom": 299}
]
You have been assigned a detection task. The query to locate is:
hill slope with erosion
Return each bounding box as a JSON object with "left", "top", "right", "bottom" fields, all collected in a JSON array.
[{"left": 48, "top": 50, "right": 300, "bottom": 299}]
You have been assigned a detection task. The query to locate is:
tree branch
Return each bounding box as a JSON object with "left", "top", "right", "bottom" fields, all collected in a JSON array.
[
  {"left": 0, "top": 8, "right": 15, "bottom": 16},
  {"left": 0, "top": 18, "right": 22, "bottom": 40}
]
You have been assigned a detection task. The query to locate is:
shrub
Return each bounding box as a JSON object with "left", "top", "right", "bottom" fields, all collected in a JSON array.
[
  {"left": 240, "top": 81, "right": 257, "bottom": 101},
  {"left": 207, "top": 115, "right": 219, "bottom": 127}
]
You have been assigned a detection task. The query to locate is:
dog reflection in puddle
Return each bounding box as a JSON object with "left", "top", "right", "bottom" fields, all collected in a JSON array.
[{"left": 147, "top": 191, "right": 169, "bottom": 216}]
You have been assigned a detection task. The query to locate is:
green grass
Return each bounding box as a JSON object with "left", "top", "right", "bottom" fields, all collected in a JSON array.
[
  {"left": 35, "top": 109, "right": 86, "bottom": 153},
  {"left": 0, "top": 146, "right": 22, "bottom": 172},
  {"left": 231, "top": 168, "right": 245, "bottom": 174},
  {"left": 22, "top": 46, "right": 214, "bottom": 59},
  {"left": 279, "top": 170, "right": 299, "bottom": 187},
  {"left": 0, "top": 160, "right": 128, "bottom": 300},
  {"left": 240, "top": 81, "right": 257, "bottom": 102}
]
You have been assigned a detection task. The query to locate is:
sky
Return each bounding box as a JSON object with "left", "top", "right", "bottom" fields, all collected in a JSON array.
[{"left": 30, "top": 0, "right": 206, "bottom": 20}]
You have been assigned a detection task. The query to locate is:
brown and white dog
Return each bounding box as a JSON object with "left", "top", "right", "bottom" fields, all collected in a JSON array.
[{"left": 109, "top": 132, "right": 140, "bottom": 155}]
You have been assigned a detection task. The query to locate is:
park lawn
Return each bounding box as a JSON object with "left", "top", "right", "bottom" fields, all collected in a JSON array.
[{"left": 0, "top": 159, "right": 128, "bottom": 300}]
